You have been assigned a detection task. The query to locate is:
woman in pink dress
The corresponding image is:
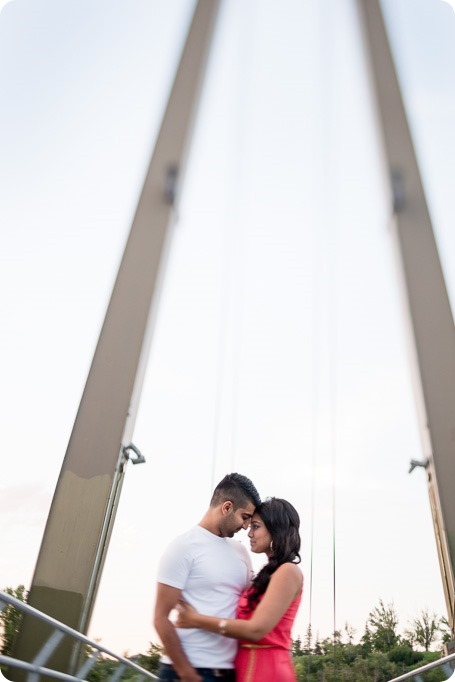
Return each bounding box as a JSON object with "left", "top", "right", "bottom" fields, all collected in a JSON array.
[{"left": 177, "top": 498, "right": 303, "bottom": 682}]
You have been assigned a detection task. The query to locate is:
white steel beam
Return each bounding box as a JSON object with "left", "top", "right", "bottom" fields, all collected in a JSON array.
[
  {"left": 357, "top": 0, "right": 455, "bottom": 633},
  {"left": 12, "top": 1, "right": 221, "bottom": 676}
]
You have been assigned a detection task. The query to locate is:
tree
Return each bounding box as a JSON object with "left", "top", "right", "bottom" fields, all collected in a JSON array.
[
  {"left": 292, "top": 635, "right": 304, "bottom": 657},
  {"left": 367, "top": 599, "right": 399, "bottom": 652},
  {"left": 388, "top": 643, "right": 423, "bottom": 666},
  {"left": 313, "top": 632, "right": 323, "bottom": 656},
  {"left": 344, "top": 622, "right": 356, "bottom": 645},
  {"left": 86, "top": 656, "right": 117, "bottom": 682},
  {"left": 332, "top": 629, "right": 342, "bottom": 646},
  {"left": 320, "top": 635, "right": 334, "bottom": 656},
  {"left": 303, "top": 623, "right": 313, "bottom": 654},
  {"left": 133, "top": 642, "right": 164, "bottom": 674},
  {"left": 406, "top": 608, "right": 440, "bottom": 651},
  {"left": 360, "top": 622, "right": 373, "bottom": 654},
  {"left": 439, "top": 616, "right": 453, "bottom": 645},
  {"left": 291, "top": 602, "right": 447, "bottom": 681},
  {"left": 0, "top": 585, "right": 28, "bottom": 657},
  {"left": 86, "top": 643, "right": 164, "bottom": 682}
]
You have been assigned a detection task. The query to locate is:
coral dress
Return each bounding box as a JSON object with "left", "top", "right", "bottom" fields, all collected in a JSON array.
[{"left": 234, "top": 588, "right": 302, "bottom": 682}]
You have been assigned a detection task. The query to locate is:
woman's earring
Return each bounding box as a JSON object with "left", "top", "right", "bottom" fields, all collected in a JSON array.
[{"left": 270, "top": 540, "right": 274, "bottom": 551}]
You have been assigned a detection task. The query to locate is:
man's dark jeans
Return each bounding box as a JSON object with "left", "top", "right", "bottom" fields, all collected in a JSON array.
[{"left": 157, "top": 662, "right": 236, "bottom": 681}]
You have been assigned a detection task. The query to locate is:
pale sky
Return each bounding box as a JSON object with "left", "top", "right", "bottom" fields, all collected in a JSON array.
[{"left": 1, "top": 0, "right": 455, "bottom": 657}]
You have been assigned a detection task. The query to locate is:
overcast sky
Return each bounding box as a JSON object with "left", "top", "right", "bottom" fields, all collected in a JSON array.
[{"left": 1, "top": 0, "right": 455, "bottom": 657}]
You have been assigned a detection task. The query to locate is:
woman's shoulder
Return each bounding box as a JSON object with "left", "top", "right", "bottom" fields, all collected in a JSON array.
[
  {"left": 265, "top": 563, "right": 303, "bottom": 602},
  {"left": 275, "top": 561, "right": 302, "bottom": 574},
  {"left": 273, "top": 562, "right": 303, "bottom": 588}
]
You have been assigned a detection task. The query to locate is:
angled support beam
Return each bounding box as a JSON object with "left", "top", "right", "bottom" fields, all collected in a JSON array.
[
  {"left": 12, "top": 1, "right": 220, "bottom": 676},
  {"left": 357, "top": 0, "right": 455, "bottom": 634}
]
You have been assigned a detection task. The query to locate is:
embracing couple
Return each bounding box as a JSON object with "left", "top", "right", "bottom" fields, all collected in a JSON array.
[{"left": 153, "top": 473, "right": 303, "bottom": 682}]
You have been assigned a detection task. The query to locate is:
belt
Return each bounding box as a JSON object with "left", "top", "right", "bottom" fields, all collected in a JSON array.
[
  {"left": 195, "top": 668, "right": 235, "bottom": 678},
  {"left": 160, "top": 663, "right": 234, "bottom": 678}
]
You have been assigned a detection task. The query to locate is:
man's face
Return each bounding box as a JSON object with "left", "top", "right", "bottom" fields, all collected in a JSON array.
[{"left": 219, "top": 500, "right": 255, "bottom": 538}]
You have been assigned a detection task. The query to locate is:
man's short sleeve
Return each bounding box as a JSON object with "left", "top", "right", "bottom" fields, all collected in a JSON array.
[
  {"left": 157, "top": 533, "right": 193, "bottom": 590},
  {"left": 229, "top": 538, "right": 253, "bottom": 585}
]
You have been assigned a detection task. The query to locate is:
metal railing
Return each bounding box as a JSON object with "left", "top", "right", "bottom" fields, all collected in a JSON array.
[
  {"left": 387, "top": 651, "right": 455, "bottom": 681},
  {"left": 0, "top": 591, "right": 158, "bottom": 682}
]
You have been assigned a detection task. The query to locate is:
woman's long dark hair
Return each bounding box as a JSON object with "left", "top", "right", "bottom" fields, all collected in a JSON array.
[{"left": 247, "top": 497, "right": 301, "bottom": 610}]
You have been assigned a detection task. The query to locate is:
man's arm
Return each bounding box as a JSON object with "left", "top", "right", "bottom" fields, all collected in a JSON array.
[{"left": 153, "top": 582, "right": 202, "bottom": 682}]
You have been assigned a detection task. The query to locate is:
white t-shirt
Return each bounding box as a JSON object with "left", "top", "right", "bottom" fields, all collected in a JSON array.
[{"left": 157, "top": 525, "right": 252, "bottom": 669}]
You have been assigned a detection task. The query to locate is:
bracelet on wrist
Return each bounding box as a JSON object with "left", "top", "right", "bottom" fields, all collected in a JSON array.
[{"left": 218, "top": 618, "right": 227, "bottom": 635}]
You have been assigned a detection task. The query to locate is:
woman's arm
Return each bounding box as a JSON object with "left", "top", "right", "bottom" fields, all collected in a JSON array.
[{"left": 177, "top": 563, "right": 302, "bottom": 642}]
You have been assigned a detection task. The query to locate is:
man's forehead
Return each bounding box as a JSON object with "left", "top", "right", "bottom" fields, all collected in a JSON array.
[{"left": 239, "top": 501, "right": 256, "bottom": 516}]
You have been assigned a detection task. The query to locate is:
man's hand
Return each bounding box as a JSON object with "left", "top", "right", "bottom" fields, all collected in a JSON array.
[
  {"left": 154, "top": 583, "right": 201, "bottom": 681},
  {"left": 179, "top": 670, "right": 202, "bottom": 682}
]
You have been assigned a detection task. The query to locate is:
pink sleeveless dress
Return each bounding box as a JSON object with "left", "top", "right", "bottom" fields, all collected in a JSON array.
[{"left": 234, "top": 589, "right": 302, "bottom": 682}]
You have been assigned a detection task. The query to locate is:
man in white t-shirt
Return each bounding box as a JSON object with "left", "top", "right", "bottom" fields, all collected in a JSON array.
[{"left": 154, "top": 473, "right": 261, "bottom": 682}]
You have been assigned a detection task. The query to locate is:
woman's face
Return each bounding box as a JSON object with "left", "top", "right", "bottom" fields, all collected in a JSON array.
[{"left": 248, "top": 512, "right": 273, "bottom": 555}]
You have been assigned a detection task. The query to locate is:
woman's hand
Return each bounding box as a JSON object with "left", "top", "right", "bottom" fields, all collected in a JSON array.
[{"left": 175, "top": 599, "right": 199, "bottom": 629}]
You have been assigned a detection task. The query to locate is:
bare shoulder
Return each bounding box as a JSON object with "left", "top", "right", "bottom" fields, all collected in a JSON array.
[
  {"left": 265, "top": 563, "right": 303, "bottom": 603},
  {"left": 273, "top": 563, "right": 303, "bottom": 588}
]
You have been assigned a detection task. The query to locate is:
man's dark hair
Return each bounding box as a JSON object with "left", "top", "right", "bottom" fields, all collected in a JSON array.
[{"left": 210, "top": 473, "right": 261, "bottom": 510}]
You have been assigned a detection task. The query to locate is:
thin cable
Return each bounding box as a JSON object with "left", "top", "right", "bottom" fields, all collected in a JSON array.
[
  {"left": 210, "top": 248, "right": 230, "bottom": 490},
  {"left": 325, "top": 0, "right": 340, "bottom": 660},
  {"left": 229, "top": 289, "right": 243, "bottom": 472},
  {"left": 318, "top": 0, "right": 339, "bottom": 660},
  {"left": 307, "top": 206, "right": 320, "bottom": 665},
  {"left": 226, "top": 0, "right": 256, "bottom": 473},
  {"left": 209, "top": 1, "right": 239, "bottom": 487},
  {"left": 329, "top": 243, "right": 339, "bottom": 673},
  {"left": 329, "top": 271, "right": 338, "bottom": 647},
  {"left": 306, "top": 0, "right": 330, "bottom": 667}
]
